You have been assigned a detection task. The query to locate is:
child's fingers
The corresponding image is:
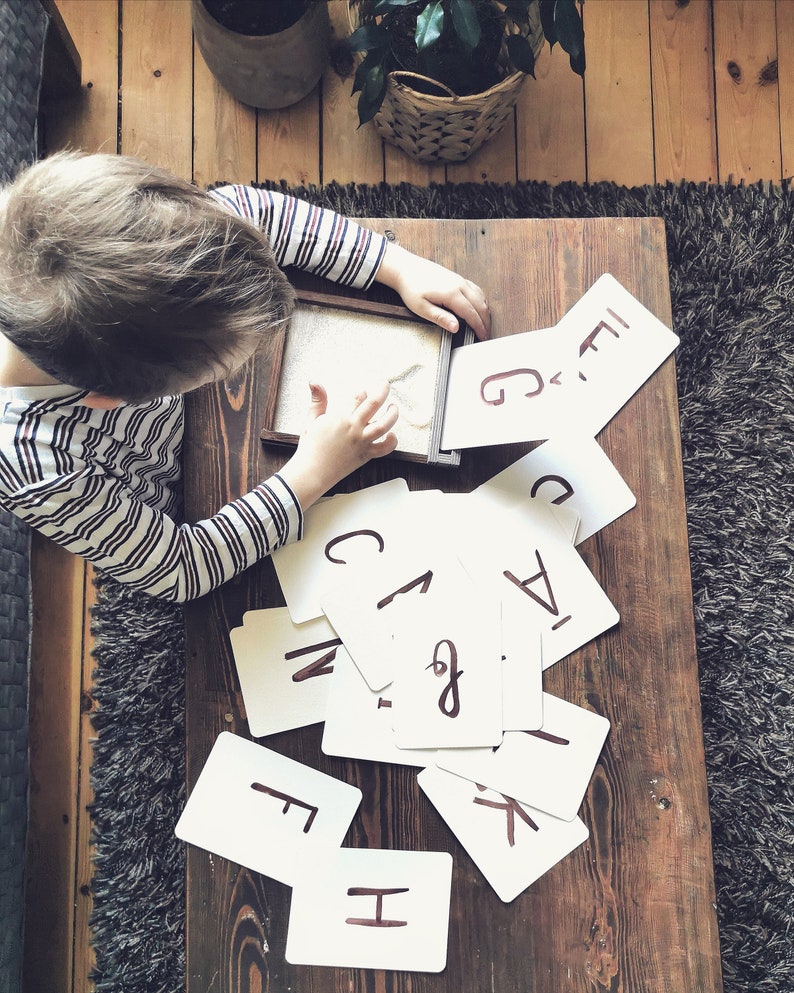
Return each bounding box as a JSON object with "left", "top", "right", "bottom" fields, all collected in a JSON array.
[
  {"left": 307, "top": 382, "right": 328, "bottom": 414},
  {"left": 352, "top": 382, "right": 392, "bottom": 423},
  {"left": 366, "top": 431, "right": 399, "bottom": 458},
  {"left": 362, "top": 402, "right": 399, "bottom": 441}
]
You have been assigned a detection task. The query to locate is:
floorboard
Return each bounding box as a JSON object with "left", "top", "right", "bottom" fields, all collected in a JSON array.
[{"left": 25, "top": 1, "right": 793, "bottom": 989}]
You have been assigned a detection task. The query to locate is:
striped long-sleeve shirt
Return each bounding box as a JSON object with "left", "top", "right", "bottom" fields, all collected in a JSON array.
[{"left": 0, "top": 187, "right": 388, "bottom": 602}]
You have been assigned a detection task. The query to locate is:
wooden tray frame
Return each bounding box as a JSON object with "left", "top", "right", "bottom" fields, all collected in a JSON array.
[{"left": 260, "top": 289, "right": 473, "bottom": 465}]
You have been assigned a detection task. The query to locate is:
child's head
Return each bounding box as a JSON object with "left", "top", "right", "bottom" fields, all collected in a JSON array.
[{"left": 0, "top": 151, "right": 295, "bottom": 402}]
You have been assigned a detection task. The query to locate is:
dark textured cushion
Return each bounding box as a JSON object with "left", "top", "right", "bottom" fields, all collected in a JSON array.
[{"left": 0, "top": 2, "right": 49, "bottom": 990}]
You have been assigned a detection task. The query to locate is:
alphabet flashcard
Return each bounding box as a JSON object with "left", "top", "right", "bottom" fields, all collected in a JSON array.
[
  {"left": 500, "top": 604, "right": 543, "bottom": 731},
  {"left": 321, "top": 645, "right": 434, "bottom": 768},
  {"left": 272, "top": 477, "right": 410, "bottom": 624},
  {"left": 174, "top": 732, "right": 362, "bottom": 886},
  {"left": 417, "top": 766, "right": 589, "bottom": 902},
  {"left": 230, "top": 609, "right": 340, "bottom": 737},
  {"left": 391, "top": 581, "right": 503, "bottom": 749},
  {"left": 476, "top": 433, "right": 636, "bottom": 544},
  {"left": 286, "top": 848, "right": 453, "bottom": 971},
  {"left": 457, "top": 497, "right": 619, "bottom": 669},
  {"left": 549, "top": 273, "right": 680, "bottom": 435},
  {"left": 439, "top": 274, "right": 678, "bottom": 449},
  {"left": 440, "top": 324, "right": 569, "bottom": 449},
  {"left": 435, "top": 692, "right": 610, "bottom": 821},
  {"left": 320, "top": 540, "right": 483, "bottom": 692}
]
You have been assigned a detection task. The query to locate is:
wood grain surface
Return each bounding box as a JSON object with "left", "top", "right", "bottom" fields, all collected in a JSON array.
[{"left": 182, "top": 216, "right": 723, "bottom": 993}]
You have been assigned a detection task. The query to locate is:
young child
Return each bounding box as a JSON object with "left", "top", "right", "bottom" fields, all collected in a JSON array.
[{"left": 0, "top": 152, "right": 489, "bottom": 603}]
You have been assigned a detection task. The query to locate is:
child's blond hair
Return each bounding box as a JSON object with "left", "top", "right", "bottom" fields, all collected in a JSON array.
[{"left": 0, "top": 152, "right": 295, "bottom": 401}]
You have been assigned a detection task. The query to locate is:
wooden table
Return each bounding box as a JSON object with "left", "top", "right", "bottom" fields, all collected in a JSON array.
[{"left": 183, "top": 217, "right": 724, "bottom": 993}]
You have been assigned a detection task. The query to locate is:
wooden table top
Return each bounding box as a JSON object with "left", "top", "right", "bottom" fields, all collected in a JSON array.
[{"left": 182, "top": 217, "right": 723, "bottom": 993}]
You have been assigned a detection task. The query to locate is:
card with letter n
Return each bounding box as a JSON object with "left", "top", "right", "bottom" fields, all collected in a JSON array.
[
  {"left": 229, "top": 608, "right": 340, "bottom": 737},
  {"left": 174, "top": 733, "right": 361, "bottom": 886},
  {"left": 286, "top": 848, "right": 453, "bottom": 972}
]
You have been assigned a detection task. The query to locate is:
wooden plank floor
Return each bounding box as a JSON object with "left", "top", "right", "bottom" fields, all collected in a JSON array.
[{"left": 23, "top": 2, "right": 794, "bottom": 991}]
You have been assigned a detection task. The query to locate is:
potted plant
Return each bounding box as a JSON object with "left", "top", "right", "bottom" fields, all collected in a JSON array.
[
  {"left": 347, "top": 0, "right": 585, "bottom": 162},
  {"left": 192, "top": 0, "right": 330, "bottom": 110}
]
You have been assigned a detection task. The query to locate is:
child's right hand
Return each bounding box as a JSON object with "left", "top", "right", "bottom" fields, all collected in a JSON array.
[{"left": 278, "top": 382, "right": 399, "bottom": 511}]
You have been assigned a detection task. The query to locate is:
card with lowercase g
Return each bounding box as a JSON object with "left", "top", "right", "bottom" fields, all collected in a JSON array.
[
  {"left": 174, "top": 732, "right": 361, "bottom": 886},
  {"left": 229, "top": 608, "right": 340, "bottom": 737},
  {"left": 321, "top": 645, "right": 434, "bottom": 768},
  {"left": 435, "top": 692, "right": 610, "bottom": 821},
  {"left": 417, "top": 766, "right": 588, "bottom": 902},
  {"left": 286, "top": 847, "right": 453, "bottom": 972}
]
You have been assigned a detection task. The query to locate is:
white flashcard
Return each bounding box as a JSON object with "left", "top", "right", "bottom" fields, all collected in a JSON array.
[
  {"left": 457, "top": 498, "right": 619, "bottom": 669},
  {"left": 500, "top": 605, "right": 543, "bottom": 731},
  {"left": 272, "top": 478, "right": 410, "bottom": 623},
  {"left": 321, "top": 542, "right": 479, "bottom": 691},
  {"left": 230, "top": 609, "right": 340, "bottom": 737},
  {"left": 174, "top": 732, "right": 361, "bottom": 885},
  {"left": 548, "top": 273, "right": 680, "bottom": 436},
  {"left": 321, "top": 645, "right": 434, "bottom": 767},
  {"left": 392, "top": 581, "right": 503, "bottom": 749},
  {"left": 436, "top": 692, "right": 610, "bottom": 821},
  {"left": 548, "top": 502, "right": 581, "bottom": 544},
  {"left": 477, "top": 434, "right": 636, "bottom": 544},
  {"left": 440, "top": 325, "right": 571, "bottom": 449},
  {"left": 417, "top": 766, "right": 589, "bottom": 902},
  {"left": 286, "top": 847, "right": 453, "bottom": 972}
]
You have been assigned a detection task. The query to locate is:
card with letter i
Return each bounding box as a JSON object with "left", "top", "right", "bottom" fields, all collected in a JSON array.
[{"left": 286, "top": 847, "right": 453, "bottom": 971}]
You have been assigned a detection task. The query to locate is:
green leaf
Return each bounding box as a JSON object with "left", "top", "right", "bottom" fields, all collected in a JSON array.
[
  {"left": 371, "top": 0, "right": 419, "bottom": 12},
  {"left": 554, "top": 0, "right": 585, "bottom": 74},
  {"left": 539, "top": 0, "right": 557, "bottom": 48},
  {"left": 506, "top": 33, "right": 536, "bottom": 77},
  {"left": 356, "top": 63, "right": 388, "bottom": 125},
  {"left": 415, "top": 0, "right": 444, "bottom": 50},
  {"left": 348, "top": 23, "right": 390, "bottom": 53},
  {"left": 352, "top": 50, "right": 386, "bottom": 94},
  {"left": 450, "top": 0, "right": 481, "bottom": 51}
]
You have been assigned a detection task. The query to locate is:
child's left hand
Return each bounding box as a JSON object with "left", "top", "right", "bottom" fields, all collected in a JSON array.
[{"left": 375, "top": 242, "right": 491, "bottom": 340}]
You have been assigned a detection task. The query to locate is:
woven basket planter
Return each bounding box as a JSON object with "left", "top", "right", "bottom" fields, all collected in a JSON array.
[{"left": 350, "top": 2, "right": 544, "bottom": 163}]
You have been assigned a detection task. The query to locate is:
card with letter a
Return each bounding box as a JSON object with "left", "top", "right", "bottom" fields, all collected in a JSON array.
[
  {"left": 286, "top": 847, "right": 453, "bottom": 971},
  {"left": 174, "top": 732, "right": 361, "bottom": 886}
]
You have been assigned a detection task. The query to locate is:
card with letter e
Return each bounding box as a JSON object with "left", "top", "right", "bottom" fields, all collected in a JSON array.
[
  {"left": 230, "top": 609, "right": 340, "bottom": 737},
  {"left": 549, "top": 273, "right": 680, "bottom": 436},
  {"left": 436, "top": 693, "right": 610, "bottom": 821},
  {"left": 417, "top": 766, "right": 589, "bottom": 902},
  {"left": 174, "top": 732, "right": 361, "bottom": 886},
  {"left": 321, "top": 645, "right": 434, "bottom": 768},
  {"left": 272, "top": 478, "right": 410, "bottom": 624},
  {"left": 286, "top": 848, "right": 453, "bottom": 972}
]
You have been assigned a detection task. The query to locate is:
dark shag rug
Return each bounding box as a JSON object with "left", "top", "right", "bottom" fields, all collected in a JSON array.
[{"left": 89, "top": 179, "right": 793, "bottom": 993}]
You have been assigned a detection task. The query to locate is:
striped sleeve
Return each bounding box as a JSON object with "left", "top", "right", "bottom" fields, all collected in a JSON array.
[
  {"left": 1, "top": 467, "right": 303, "bottom": 603},
  {"left": 209, "top": 185, "right": 387, "bottom": 289}
]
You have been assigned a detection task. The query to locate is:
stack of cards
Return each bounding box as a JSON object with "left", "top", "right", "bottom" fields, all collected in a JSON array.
[{"left": 176, "top": 274, "right": 679, "bottom": 972}]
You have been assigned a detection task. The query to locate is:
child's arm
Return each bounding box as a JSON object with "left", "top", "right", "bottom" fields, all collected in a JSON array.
[
  {"left": 209, "top": 186, "right": 490, "bottom": 339},
  {"left": 373, "top": 241, "right": 490, "bottom": 340},
  {"left": 2, "top": 384, "right": 397, "bottom": 603}
]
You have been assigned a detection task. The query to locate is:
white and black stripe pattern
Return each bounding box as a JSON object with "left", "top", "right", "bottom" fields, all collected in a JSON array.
[{"left": 0, "top": 190, "right": 386, "bottom": 601}]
